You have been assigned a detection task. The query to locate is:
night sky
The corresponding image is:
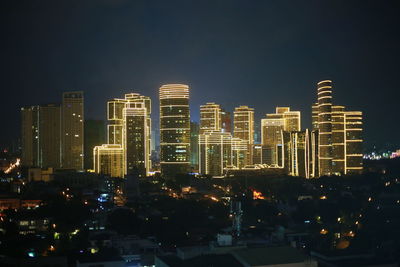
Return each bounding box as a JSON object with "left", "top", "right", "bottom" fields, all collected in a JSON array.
[{"left": 1, "top": 0, "right": 399, "bottom": 149}]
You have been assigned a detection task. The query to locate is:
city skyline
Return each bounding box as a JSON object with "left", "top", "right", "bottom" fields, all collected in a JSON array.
[{"left": 1, "top": 1, "right": 399, "bottom": 150}]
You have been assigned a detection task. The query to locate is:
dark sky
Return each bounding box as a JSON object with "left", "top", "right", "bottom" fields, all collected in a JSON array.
[{"left": 1, "top": 0, "right": 399, "bottom": 150}]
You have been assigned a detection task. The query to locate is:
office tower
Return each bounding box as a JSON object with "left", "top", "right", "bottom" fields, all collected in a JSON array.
[
  {"left": 345, "top": 111, "right": 363, "bottom": 174},
  {"left": 21, "top": 106, "right": 39, "bottom": 167},
  {"left": 332, "top": 106, "right": 346, "bottom": 174},
  {"left": 84, "top": 120, "right": 105, "bottom": 170},
  {"left": 221, "top": 109, "right": 231, "bottom": 133},
  {"left": 199, "top": 131, "right": 232, "bottom": 176},
  {"left": 282, "top": 130, "right": 310, "bottom": 178},
  {"left": 317, "top": 80, "right": 333, "bottom": 176},
  {"left": 190, "top": 121, "right": 199, "bottom": 170},
  {"left": 200, "top": 102, "right": 222, "bottom": 134},
  {"left": 231, "top": 137, "right": 248, "bottom": 169},
  {"left": 21, "top": 104, "right": 61, "bottom": 168},
  {"left": 312, "top": 80, "right": 363, "bottom": 177},
  {"left": 159, "top": 84, "right": 191, "bottom": 177},
  {"left": 253, "top": 144, "right": 262, "bottom": 165},
  {"left": 123, "top": 101, "right": 150, "bottom": 176},
  {"left": 310, "top": 130, "right": 319, "bottom": 178},
  {"left": 261, "top": 107, "right": 301, "bottom": 167},
  {"left": 105, "top": 93, "right": 151, "bottom": 177},
  {"left": 233, "top": 106, "right": 254, "bottom": 165},
  {"left": 311, "top": 104, "right": 319, "bottom": 130},
  {"left": 107, "top": 98, "right": 126, "bottom": 145},
  {"left": 93, "top": 144, "right": 124, "bottom": 178},
  {"left": 61, "top": 91, "right": 84, "bottom": 170}
]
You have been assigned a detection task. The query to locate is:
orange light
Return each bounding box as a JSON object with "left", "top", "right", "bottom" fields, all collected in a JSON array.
[{"left": 253, "top": 190, "right": 265, "bottom": 200}]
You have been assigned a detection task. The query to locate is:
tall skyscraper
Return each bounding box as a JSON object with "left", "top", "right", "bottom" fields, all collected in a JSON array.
[
  {"left": 261, "top": 107, "right": 301, "bottom": 167},
  {"left": 282, "top": 130, "right": 310, "bottom": 178},
  {"left": 233, "top": 106, "right": 254, "bottom": 165},
  {"left": 101, "top": 93, "right": 151, "bottom": 177},
  {"left": 312, "top": 80, "right": 363, "bottom": 177},
  {"left": 61, "top": 91, "right": 84, "bottom": 170},
  {"left": 345, "top": 111, "right": 363, "bottom": 174},
  {"left": 123, "top": 101, "right": 150, "bottom": 176},
  {"left": 317, "top": 80, "right": 333, "bottom": 176},
  {"left": 190, "top": 121, "right": 199, "bottom": 170},
  {"left": 159, "top": 84, "right": 191, "bottom": 177},
  {"left": 198, "top": 131, "right": 247, "bottom": 176},
  {"left": 93, "top": 144, "right": 124, "bottom": 178},
  {"left": 200, "top": 102, "right": 222, "bottom": 134},
  {"left": 332, "top": 105, "right": 346, "bottom": 174},
  {"left": 21, "top": 104, "right": 61, "bottom": 168}
]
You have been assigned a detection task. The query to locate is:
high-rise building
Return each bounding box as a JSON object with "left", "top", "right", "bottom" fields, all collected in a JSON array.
[
  {"left": 21, "top": 104, "right": 61, "bottom": 168},
  {"left": 84, "top": 120, "right": 105, "bottom": 170},
  {"left": 332, "top": 106, "right": 346, "bottom": 174},
  {"left": 159, "top": 84, "right": 191, "bottom": 177},
  {"left": 282, "top": 130, "right": 310, "bottom": 178},
  {"left": 312, "top": 80, "right": 363, "bottom": 177},
  {"left": 93, "top": 144, "right": 124, "bottom": 178},
  {"left": 200, "top": 102, "right": 222, "bottom": 134},
  {"left": 233, "top": 106, "right": 254, "bottom": 165},
  {"left": 198, "top": 131, "right": 247, "bottom": 176},
  {"left": 103, "top": 93, "right": 151, "bottom": 177},
  {"left": 61, "top": 91, "right": 84, "bottom": 170},
  {"left": 190, "top": 121, "right": 199, "bottom": 170},
  {"left": 261, "top": 107, "right": 301, "bottom": 167},
  {"left": 123, "top": 101, "right": 150, "bottom": 176},
  {"left": 317, "top": 80, "right": 333, "bottom": 176},
  {"left": 345, "top": 111, "right": 363, "bottom": 174},
  {"left": 221, "top": 109, "right": 231, "bottom": 133}
]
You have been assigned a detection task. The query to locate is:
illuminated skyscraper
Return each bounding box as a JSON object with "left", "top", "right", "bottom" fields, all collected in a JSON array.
[
  {"left": 199, "top": 131, "right": 232, "bottom": 176},
  {"left": 93, "top": 144, "right": 124, "bottom": 178},
  {"left": 104, "top": 93, "right": 151, "bottom": 177},
  {"left": 317, "top": 80, "right": 333, "bottom": 176},
  {"left": 159, "top": 84, "right": 191, "bottom": 177},
  {"left": 61, "top": 91, "right": 84, "bottom": 170},
  {"left": 332, "top": 106, "right": 346, "bottom": 174},
  {"left": 312, "top": 80, "right": 363, "bottom": 177},
  {"left": 282, "top": 130, "right": 310, "bottom": 178},
  {"left": 123, "top": 101, "right": 150, "bottom": 176},
  {"left": 345, "top": 111, "right": 363, "bottom": 174},
  {"left": 198, "top": 131, "right": 247, "bottom": 176},
  {"left": 200, "top": 102, "right": 222, "bottom": 134},
  {"left": 261, "top": 107, "right": 301, "bottom": 166},
  {"left": 233, "top": 106, "right": 254, "bottom": 165},
  {"left": 21, "top": 104, "right": 61, "bottom": 168}
]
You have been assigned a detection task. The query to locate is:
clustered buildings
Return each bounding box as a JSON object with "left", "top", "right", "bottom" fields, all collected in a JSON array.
[{"left": 20, "top": 80, "right": 363, "bottom": 178}]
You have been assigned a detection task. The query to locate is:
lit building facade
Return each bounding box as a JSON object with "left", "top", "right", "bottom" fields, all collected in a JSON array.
[
  {"left": 261, "top": 107, "right": 301, "bottom": 167},
  {"left": 317, "top": 80, "right": 333, "bottom": 176},
  {"left": 159, "top": 84, "right": 191, "bottom": 177},
  {"left": 21, "top": 104, "right": 61, "bottom": 168},
  {"left": 233, "top": 106, "right": 254, "bottom": 165},
  {"left": 312, "top": 80, "right": 363, "bottom": 177},
  {"left": 123, "top": 101, "right": 150, "bottom": 176},
  {"left": 198, "top": 131, "right": 247, "bottom": 176},
  {"left": 93, "top": 144, "right": 124, "bottom": 178},
  {"left": 61, "top": 91, "right": 84, "bottom": 170},
  {"left": 282, "top": 130, "right": 310, "bottom": 178},
  {"left": 105, "top": 93, "right": 151, "bottom": 177},
  {"left": 200, "top": 102, "right": 222, "bottom": 134},
  {"left": 345, "top": 111, "right": 363, "bottom": 174}
]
